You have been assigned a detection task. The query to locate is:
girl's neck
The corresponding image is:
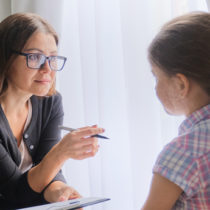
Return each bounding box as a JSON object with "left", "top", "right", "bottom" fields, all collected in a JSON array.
[{"left": 184, "top": 90, "right": 210, "bottom": 117}]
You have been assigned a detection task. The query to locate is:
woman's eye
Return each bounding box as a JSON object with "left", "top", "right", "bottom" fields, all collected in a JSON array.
[
  {"left": 29, "top": 54, "right": 42, "bottom": 61},
  {"left": 50, "top": 56, "right": 57, "bottom": 62}
]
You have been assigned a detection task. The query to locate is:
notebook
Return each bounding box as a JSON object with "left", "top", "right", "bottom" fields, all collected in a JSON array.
[{"left": 19, "top": 197, "right": 110, "bottom": 210}]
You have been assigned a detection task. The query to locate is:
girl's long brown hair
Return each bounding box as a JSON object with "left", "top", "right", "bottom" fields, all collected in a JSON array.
[{"left": 148, "top": 12, "right": 210, "bottom": 95}]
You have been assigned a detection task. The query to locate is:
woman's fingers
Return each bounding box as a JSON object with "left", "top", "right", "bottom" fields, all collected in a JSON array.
[
  {"left": 82, "top": 143, "right": 98, "bottom": 153},
  {"left": 74, "top": 143, "right": 99, "bottom": 159},
  {"left": 67, "top": 136, "right": 98, "bottom": 150},
  {"left": 60, "top": 126, "right": 104, "bottom": 160},
  {"left": 74, "top": 127, "right": 105, "bottom": 138},
  {"left": 77, "top": 124, "right": 98, "bottom": 131},
  {"left": 76, "top": 152, "right": 97, "bottom": 160},
  {"left": 68, "top": 188, "right": 81, "bottom": 199},
  {"left": 80, "top": 137, "right": 98, "bottom": 146},
  {"left": 58, "top": 186, "right": 81, "bottom": 201},
  {"left": 61, "top": 136, "right": 99, "bottom": 159}
]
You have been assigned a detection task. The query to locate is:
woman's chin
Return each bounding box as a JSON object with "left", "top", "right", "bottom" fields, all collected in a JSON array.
[{"left": 33, "top": 89, "right": 50, "bottom": 97}]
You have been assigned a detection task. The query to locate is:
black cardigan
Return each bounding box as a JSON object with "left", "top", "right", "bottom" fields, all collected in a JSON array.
[{"left": 0, "top": 93, "right": 66, "bottom": 208}]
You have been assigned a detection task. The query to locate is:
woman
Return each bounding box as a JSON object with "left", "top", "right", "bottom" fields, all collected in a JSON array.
[
  {"left": 142, "top": 12, "right": 210, "bottom": 209},
  {"left": 0, "top": 12, "right": 105, "bottom": 208}
]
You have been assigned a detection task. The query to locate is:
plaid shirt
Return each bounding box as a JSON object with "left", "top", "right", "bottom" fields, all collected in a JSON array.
[{"left": 153, "top": 104, "right": 210, "bottom": 210}]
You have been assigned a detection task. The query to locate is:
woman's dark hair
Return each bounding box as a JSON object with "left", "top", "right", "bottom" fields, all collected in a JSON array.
[
  {"left": 148, "top": 11, "right": 210, "bottom": 95},
  {"left": 0, "top": 12, "right": 59, "bottom": 96}
]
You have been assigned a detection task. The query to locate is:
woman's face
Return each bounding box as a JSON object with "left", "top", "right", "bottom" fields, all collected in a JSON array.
[
  {"left": 151, "top": 65, "right": 182, "bottom": 115},
  {"left": 7, "top": 31, "right": 57, "bottom": 97}
]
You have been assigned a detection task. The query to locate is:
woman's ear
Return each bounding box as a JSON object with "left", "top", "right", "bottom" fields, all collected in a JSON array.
[{"left": 174, "top": 73, "right": 190, "bottom": 98}]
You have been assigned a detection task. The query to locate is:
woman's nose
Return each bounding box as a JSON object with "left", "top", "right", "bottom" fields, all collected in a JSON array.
[{"left": 39, "top": 59, "right": 51, "bottom": 73}]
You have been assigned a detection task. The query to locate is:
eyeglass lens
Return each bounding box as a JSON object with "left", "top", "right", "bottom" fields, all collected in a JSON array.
[{"left": 27, "top": 54, "right": 65, "bottom": 71}]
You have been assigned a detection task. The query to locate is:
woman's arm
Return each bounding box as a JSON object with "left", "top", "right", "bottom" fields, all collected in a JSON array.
[
  {"left": 24, "top": 94, "right": 103, "bottom": 201},
  {"left": 142, "top": 173, "right": 183, "bottom": 210},
  {"left": 0, "top": 94, "right": 103, "bottom": 205},
  {"left": 27, "top": 126, "right": 103, "bottom": 193}
]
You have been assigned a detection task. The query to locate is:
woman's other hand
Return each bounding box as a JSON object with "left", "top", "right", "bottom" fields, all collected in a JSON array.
[{"left": 44, "top": 181, "right": 81, "bottom": 203}]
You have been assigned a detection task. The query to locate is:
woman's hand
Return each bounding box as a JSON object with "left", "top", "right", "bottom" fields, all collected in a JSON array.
[
  {"left": 44, "top": 181, "right": 81, "bottom": 203},
  {"left": 57, "top": 125, "right": 105, "bottom": 160},
  {"left": 28, "top": 125, "right": 105, "bottom": 193}
]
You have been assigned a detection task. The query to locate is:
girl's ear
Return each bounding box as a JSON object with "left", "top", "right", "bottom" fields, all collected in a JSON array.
[{"left": 174, "top": 73, "right": 190, "bottom": 98}]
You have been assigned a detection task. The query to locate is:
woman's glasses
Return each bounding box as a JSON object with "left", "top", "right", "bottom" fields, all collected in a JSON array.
[{"left": 13, "top": 51, "right": 67, "bottom": 71}]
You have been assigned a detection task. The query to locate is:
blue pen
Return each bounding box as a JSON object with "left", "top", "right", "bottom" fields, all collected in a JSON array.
[{"left": 58, "top": 125, "right": 109, "bottom": 139}]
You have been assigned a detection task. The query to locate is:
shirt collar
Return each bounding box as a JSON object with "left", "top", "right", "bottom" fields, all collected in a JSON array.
[{"left": 178, "top": 104, "right": 210, "bottom": 134}]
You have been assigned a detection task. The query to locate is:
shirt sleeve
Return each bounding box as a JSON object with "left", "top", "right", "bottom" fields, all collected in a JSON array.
[{"left": 153, "top": 137, "right": 202, "bottom": 197}]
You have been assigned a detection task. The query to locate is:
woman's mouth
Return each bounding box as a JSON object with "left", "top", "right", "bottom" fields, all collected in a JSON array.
[{"left": 34, "top": 79, "right": 51, "bottom": 84}]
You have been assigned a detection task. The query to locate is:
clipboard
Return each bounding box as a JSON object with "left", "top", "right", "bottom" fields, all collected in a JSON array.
[{"left": 19, "top": 197, "right": 110, "bottom": 210}]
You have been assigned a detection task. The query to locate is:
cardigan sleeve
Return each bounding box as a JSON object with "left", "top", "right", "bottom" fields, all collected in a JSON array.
[
  {"left": 33, "top": 92, "right": 66, "bottom": 183},
  {"left": 0, "top": 143, "right": 44, "bottom": 206},
  {"left": 0, "top": 93, "right": 66, "bottom": 207}
]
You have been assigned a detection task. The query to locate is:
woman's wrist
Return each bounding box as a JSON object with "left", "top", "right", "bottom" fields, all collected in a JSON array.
[
  {"left": 43, "top": 181, "right": 81, "bottom": 203},
  {"left": 53, "top": 140, "right": 70, "bottom": 161},
  {"left": 43, "top": 181, "right": 66, "bottom": 202}
]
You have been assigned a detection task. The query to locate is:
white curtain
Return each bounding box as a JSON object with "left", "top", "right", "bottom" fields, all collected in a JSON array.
[{"left": 0, "top": 0, "right": 208, "bottom": 209}]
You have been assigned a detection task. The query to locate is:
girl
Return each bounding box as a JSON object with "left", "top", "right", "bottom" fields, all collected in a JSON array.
[{"left": 143, "top": 12, "right": 210, "bottom": 209}]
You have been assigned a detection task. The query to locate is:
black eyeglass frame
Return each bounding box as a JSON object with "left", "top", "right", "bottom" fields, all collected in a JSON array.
[{"left": 12, "top": 50, "right": 67, "bottom": 71}]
